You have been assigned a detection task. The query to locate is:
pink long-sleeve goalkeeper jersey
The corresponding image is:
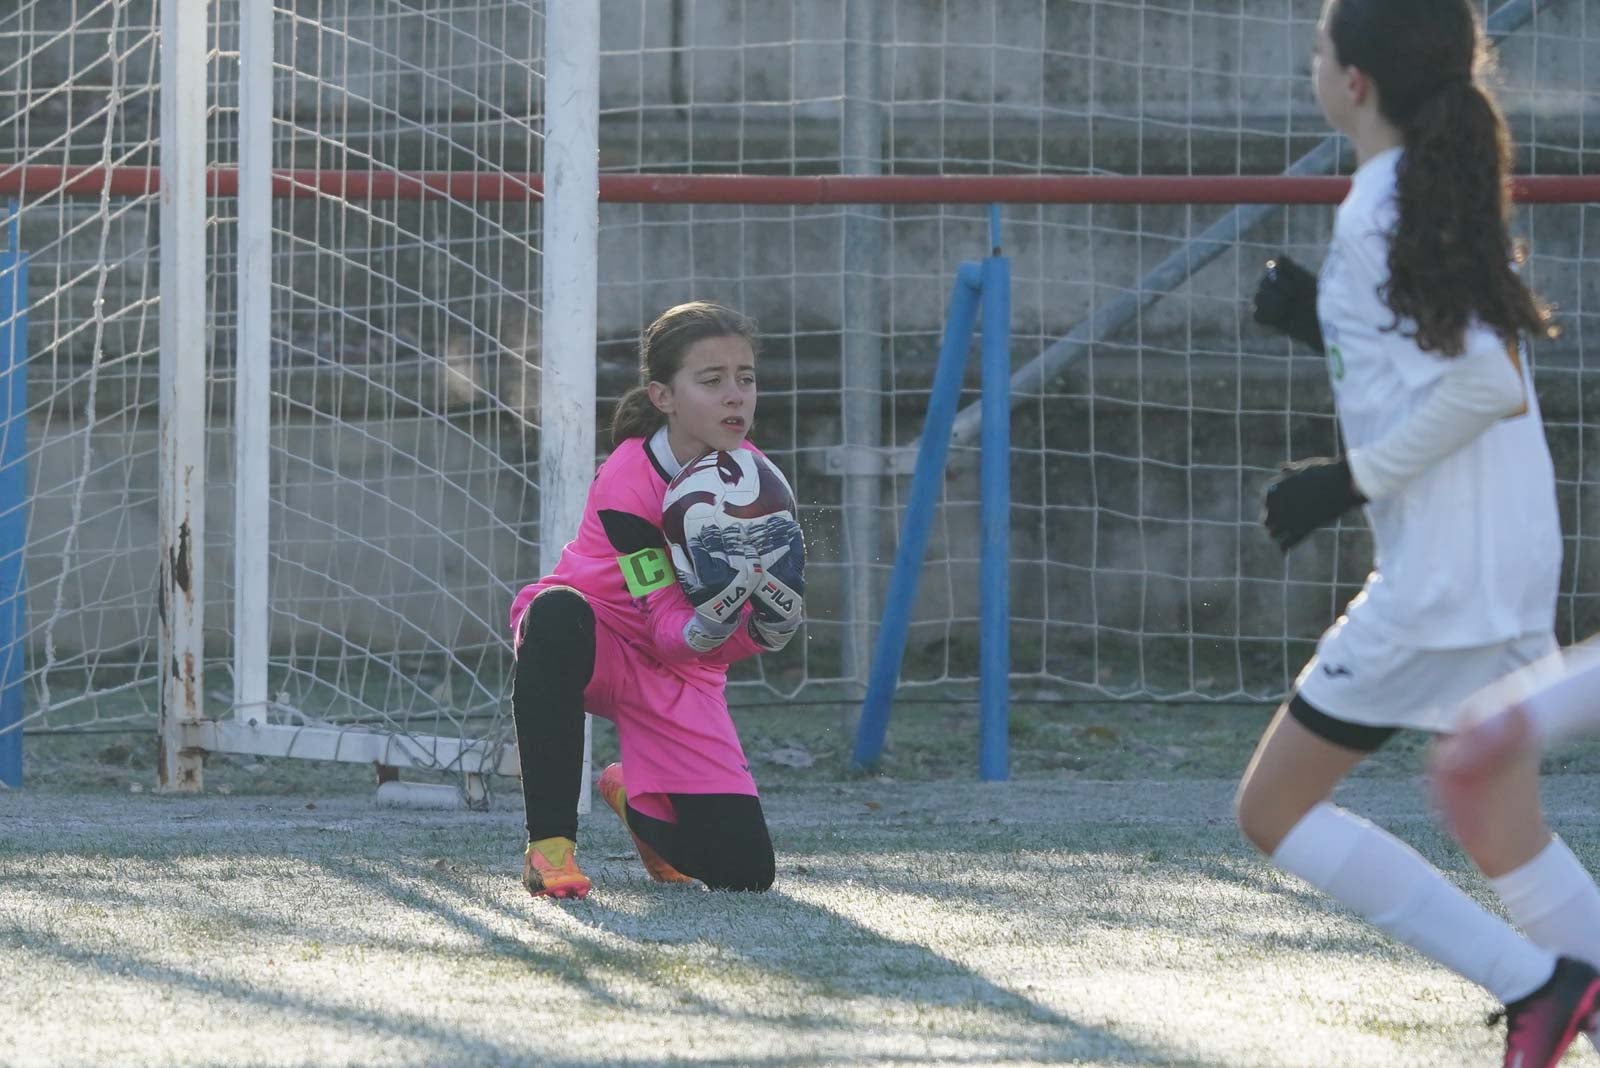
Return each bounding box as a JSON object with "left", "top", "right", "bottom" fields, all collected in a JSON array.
[{"left": 507, "top": 432, "right": 763, "bottom": 685}]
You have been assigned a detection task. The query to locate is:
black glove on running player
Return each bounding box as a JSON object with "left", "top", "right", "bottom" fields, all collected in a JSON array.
[
  {"left": 1262, "top": 456, "right": 1367, "bottom": 552},
  {"left": 1252, "top": 256, "right": 1325, "bottom": 355}
]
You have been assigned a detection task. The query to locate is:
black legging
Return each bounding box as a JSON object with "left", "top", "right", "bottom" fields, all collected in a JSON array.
[
  {"left": 511, "top": 585, "right": 776, "bottom": 892},
  {"left": 512, "top": 587, "right": 594, "bottom": 844},
  {"left": 626, "top": 793, "right": 775, "bottom": 893}
]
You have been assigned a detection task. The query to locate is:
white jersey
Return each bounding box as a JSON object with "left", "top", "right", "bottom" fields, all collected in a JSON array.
[{"left": 1316, "top": 147, "right": 1560, "bottom": 650}]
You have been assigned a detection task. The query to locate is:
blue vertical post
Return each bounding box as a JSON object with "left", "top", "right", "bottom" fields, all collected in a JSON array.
[
  {"left": 978, "top": 205, "right": 1010, "bottom": 781},
  {"left": 852, "top": 262, "right": 983, "bottom": 770},
  {"left": 0, "top": 202, "right": 27, "bottom": 789}
]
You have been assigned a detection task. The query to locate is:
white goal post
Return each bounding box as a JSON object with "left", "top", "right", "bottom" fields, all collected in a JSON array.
[
  {"left": 155, "top": 0, "right": 207, "bottom": 791},
  {"left": 170, "top": 3, "right": 599, "bottom": 802}
]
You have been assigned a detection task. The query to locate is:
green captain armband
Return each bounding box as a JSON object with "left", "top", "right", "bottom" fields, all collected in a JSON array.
[{"left": 618, "top": 547, "right": 674, "bottom": 597}]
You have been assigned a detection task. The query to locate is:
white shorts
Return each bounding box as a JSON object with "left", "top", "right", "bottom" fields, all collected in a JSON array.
[{"left": 1294, "top": 614, "right": 1557, "bottom": 735}]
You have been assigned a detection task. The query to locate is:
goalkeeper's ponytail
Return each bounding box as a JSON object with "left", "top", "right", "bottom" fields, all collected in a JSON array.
[
  {"left": 1327, "top": 0, "right": 1552, "bottom": 356},
  {"left": 610, "top": 301, "right": 760, "bottom": 446},
  {"left": 610, "top": 387, "right": 662, "bottom": 445}
]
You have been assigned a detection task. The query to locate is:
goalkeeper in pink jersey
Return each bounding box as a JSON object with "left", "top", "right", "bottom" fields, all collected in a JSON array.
[{"left": 507, "top": 301, "right": 804, "bottom": 900}]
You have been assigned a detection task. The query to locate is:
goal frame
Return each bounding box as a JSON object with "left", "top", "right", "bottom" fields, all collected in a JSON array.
[{"left": 146, "top": 1, "right": 601, "bottom": 802}]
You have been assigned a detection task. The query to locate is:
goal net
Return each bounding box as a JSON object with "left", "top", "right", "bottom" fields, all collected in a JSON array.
[
  {"left": 1, "top": 0, "right": 1595, "bottom": 788},
  {"left": 2, "top": 0, "right": 546, "bottom": 788},
  {"left": 590, "top": 0, "right": 1598, "bottom": 702},
  {"left": 1, "top": 2, "right": 166, "bottom": 759}
]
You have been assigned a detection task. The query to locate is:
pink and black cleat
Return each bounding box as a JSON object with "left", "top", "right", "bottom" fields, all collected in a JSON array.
[{"left": 1495, "top": 956, "right": 1600, "bottom": 1068}]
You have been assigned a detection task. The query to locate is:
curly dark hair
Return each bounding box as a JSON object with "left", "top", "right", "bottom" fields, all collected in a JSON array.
[{"left": 1328, "top": 0, "right": 1553, "bottom": 356}]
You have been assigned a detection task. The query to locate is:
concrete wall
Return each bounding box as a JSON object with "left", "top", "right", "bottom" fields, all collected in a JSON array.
[{"left": 8, "top": 2, "right": 1596, "bottom": 350}]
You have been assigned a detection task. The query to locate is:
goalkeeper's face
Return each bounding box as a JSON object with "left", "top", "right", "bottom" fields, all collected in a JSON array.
[{"left": 653, "top": 335, "right": 757, "bottom": 461}]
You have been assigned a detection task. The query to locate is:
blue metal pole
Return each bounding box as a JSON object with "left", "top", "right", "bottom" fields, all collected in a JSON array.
[
  {"left": 0, "top": 202, "right": 27, "bottom": 789},
  {"left": 852, "top": 261, "right": 983, "bottom": 770},
  {"left": 977, "top": 220, "right": 1010, "bottom": 782}
]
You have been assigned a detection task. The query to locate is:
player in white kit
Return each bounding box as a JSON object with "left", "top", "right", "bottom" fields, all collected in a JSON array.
[{"left": 1236, "top": 2, "right": 1600, "bottom": 1063}]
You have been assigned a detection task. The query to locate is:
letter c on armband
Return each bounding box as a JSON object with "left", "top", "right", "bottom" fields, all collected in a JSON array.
[{"left": 619, "top": 547, "right": 673, "bottom": 597}]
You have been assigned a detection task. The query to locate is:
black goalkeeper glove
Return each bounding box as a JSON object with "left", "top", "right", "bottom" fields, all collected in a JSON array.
[
  {"left": 1262, "top": 456, "right": 1367, "bottom": 552},
  {"left": 1252, "top": 255, "right": 1325, "bottom": 355}
]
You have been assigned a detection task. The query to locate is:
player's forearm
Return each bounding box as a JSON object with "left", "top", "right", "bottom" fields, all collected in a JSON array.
[
  {"left": 703, "top": 612, "right": 763, "bottom": 665},
  {"left": 1347, "top": 334, "right": 1527, "bottom": 500},
  {"left": 647, "top": 597, "right": 715, "bottom": 662},
  {"left": 646, "top": 592, "right": 760, "bottom": 664}
]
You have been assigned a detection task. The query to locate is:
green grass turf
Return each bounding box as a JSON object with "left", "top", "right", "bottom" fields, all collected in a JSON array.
[{"left": 8, "top": 700, "right": 1600, "bottom": 1065}]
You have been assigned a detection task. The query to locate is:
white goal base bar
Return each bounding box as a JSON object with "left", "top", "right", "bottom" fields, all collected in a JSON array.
[
  {"left": 176, "top": 713, "right": 592, "bottom": 814},
  {"left": 375, "top": 780, "right": 488, "bottom": 811},
  {"left": 181, "top": 718, "right": 519, "bottom": 777}
]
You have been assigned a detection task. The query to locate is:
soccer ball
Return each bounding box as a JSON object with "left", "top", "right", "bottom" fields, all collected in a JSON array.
[{"left": 661, "top": 450, "right": 796, "bottom": 599}]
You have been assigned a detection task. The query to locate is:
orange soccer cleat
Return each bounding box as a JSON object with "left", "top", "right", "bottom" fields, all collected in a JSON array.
[
  {"left": 521, "top": 835, "right": 591, "bottom": 900},
  {"left": 597, "top": 763, "right": 694, "bottom": 885}
]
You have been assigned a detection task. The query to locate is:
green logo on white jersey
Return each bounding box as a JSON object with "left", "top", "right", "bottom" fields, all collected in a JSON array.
[{"left": 1327, "top": 343, "right": 1345, "bottom": 382}]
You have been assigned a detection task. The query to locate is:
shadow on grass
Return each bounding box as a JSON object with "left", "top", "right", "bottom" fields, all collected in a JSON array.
[
  {"left": 0, "top": 833, "right": 1219, "bottom": 1066},
  {"left": 340, "top": 850, "right": 1177, "bottom": 1065},
  {"left": 12, "top": 773, "right": 1570, "bottom": 1066}
]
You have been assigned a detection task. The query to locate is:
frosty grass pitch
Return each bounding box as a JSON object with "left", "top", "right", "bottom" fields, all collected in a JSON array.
[{"left": 4, "top": 776, "right": 1599, "bottom": 1067}]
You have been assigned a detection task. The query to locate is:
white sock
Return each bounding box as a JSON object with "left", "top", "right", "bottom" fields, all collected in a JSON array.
[
  {"left": 1273, "top": 802, "right": 1556, "bottom": 1003},
  {"left": 1489, "top": 835, "right": 1600, "bottom": 970},
  {"left": 1490, "top": 838, "right": 1600, "bottom": 1045}
]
